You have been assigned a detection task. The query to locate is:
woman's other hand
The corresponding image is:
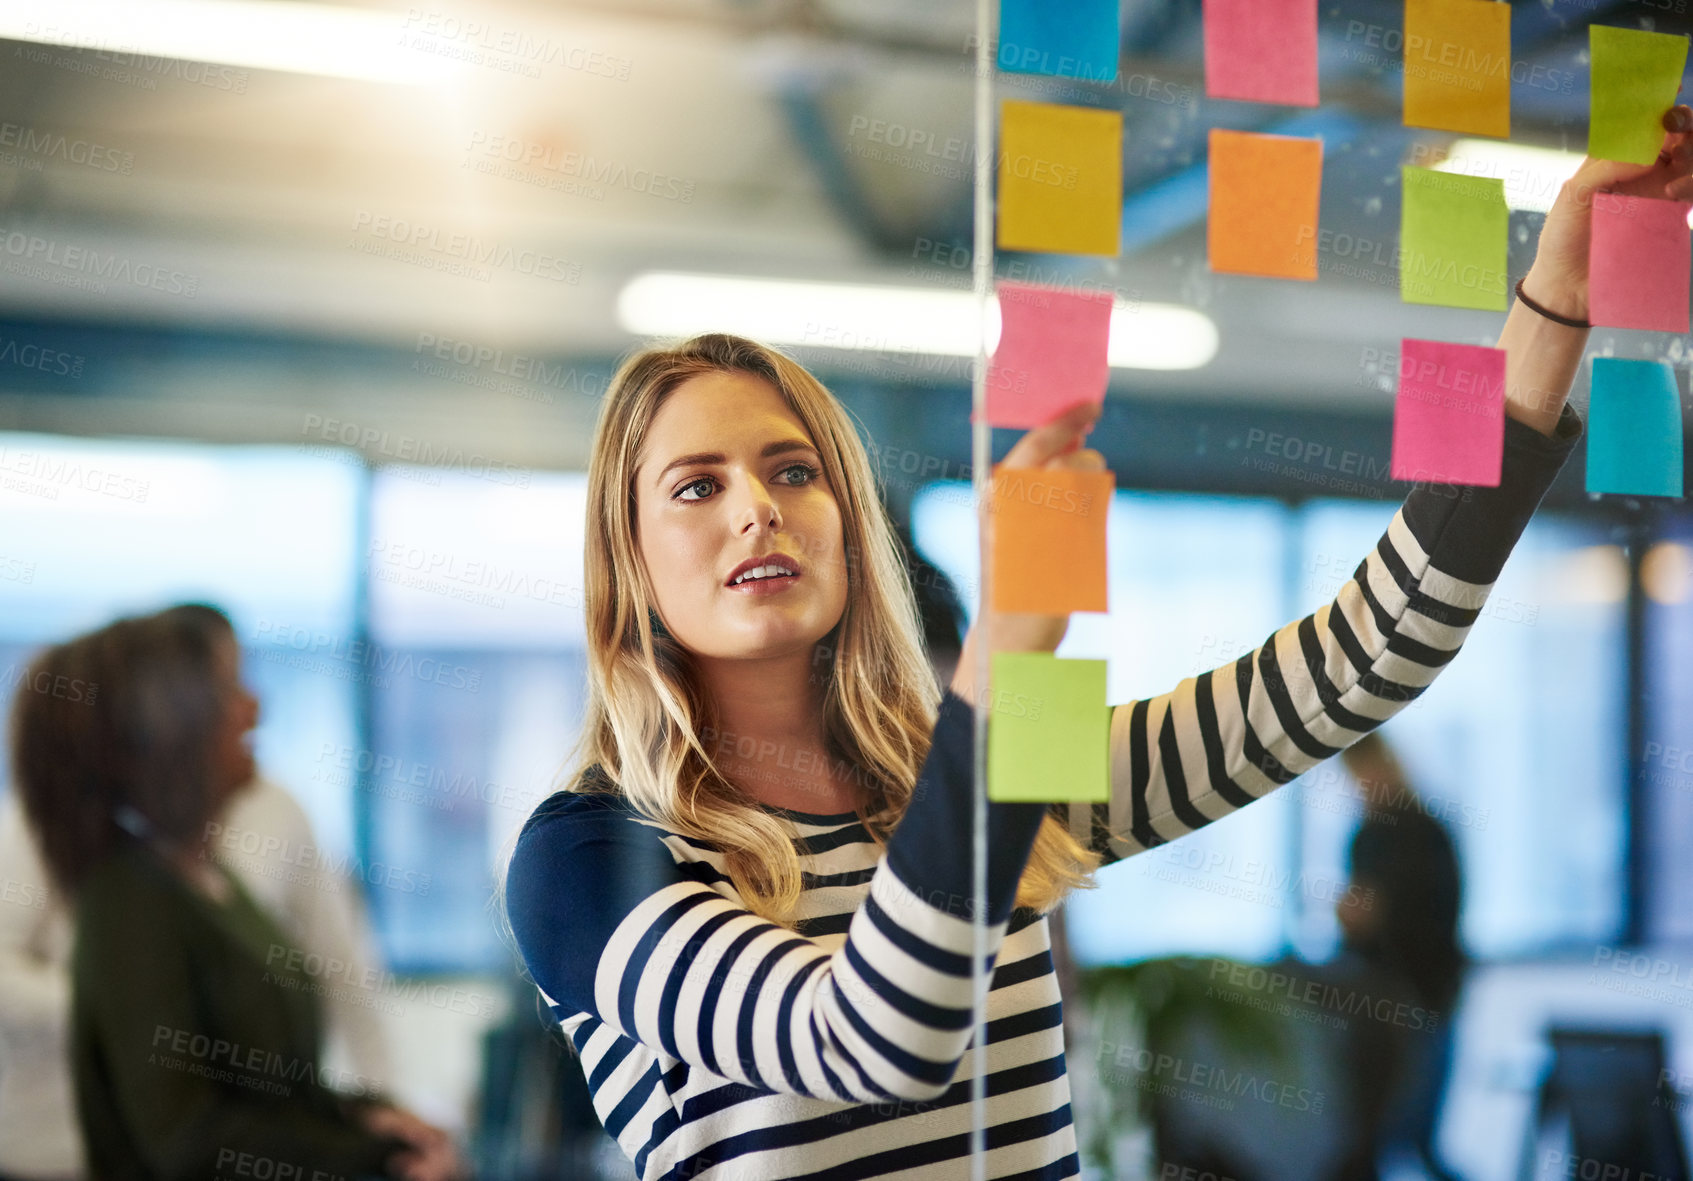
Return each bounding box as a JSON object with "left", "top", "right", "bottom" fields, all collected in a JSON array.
[
  {"left": 362, "top": 1104, "right": 469, "bottom": 1181},
  {"left": 1523, "top": 103, "right": 1693, "bottom": 321},
  {"left": 387, "top": 1138, "right": 469, "bottom": 1181},
  {"left": 950, "top": 400, "right": 1106, "bottom": 707}
]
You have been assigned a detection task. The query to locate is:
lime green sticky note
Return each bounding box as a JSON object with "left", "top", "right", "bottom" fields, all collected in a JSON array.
[
  {"left": 1400, "top": 166, "right": 1509, "bottom": 311},
  {"left": 985, "top": 651, "right": 1109, "bottom": 803},
  {"left": 1590, "top": 26, "right": 1690, "bottom": 165}
]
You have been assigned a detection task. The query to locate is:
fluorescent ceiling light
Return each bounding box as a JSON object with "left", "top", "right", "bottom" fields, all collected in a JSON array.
[
  {"left": 616, "top": 272, "right": 1220, "bottom": 371},
  {"left": 1430, "top": 140, "right": 1584, "bottom": 214},
  {"left": 0, "top": 0, "right": 452, "bottom": 85}
]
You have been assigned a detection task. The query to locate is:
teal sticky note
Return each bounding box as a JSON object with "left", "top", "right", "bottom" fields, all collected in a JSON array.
[
  {"left": 985, "top": 651, "right": 1109, "bottom": 803},
  {"left": 1590, "top": 26, "right": 1691, "bottom": 165},
  {"left": 1587, "top": 358, "right": 1684, "bottom": 497},
  {"left": 998, "top": 0, "right": 1120, "bottom": 83},
  {"left": 1400, "top": 166, "right": 1509, "bottom": 311}
]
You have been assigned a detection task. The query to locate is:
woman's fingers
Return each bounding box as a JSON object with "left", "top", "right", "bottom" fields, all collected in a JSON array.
[
  {"left": 998, "top": 400, "right": 1100, "bottom": 471},
  {"left": 1662, "top": 107, "right": 1693, "bottom": 173},
  {"left": 1051, "top": 446, "right": 1107, "bottom": 472},
  {"left": 1568, "top": 106, "right": 1693, "bottom": 205}
]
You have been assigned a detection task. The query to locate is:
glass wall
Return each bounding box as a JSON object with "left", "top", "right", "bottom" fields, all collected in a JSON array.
[{"left": 913, "top": 481, "right": 1631, "bottom": 968}]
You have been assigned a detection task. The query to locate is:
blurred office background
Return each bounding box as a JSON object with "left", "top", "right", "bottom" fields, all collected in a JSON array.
[{"left": 2, "top": 1, "right": 1692, "bottom": 1178}]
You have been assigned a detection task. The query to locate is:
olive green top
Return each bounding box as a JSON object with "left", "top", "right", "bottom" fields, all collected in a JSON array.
[{"left": 70, "top": 840, "right": 399, "bottom": 1180}]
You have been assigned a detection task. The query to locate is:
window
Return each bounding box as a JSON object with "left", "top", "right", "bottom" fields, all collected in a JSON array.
[
  {"left": 361, "top": 467, "right": 589, "bottom": 970},
  {"left": 0, "top": 433, "right": 363, "bottom": 856}
]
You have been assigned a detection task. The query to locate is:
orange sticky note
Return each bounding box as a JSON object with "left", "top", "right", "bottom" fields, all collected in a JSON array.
[
  {"left": 1403, "top": 0, "right": 1511, "bottom": 139},
  {"left": 989, "top": 467, "right": 1112, "bottom": 614},
  {"left": 1207, "top": 129, "right": 1323, "bottom": 280},
  {"left": 997, "top": 100, "right": 1123, "bottom": 257}
]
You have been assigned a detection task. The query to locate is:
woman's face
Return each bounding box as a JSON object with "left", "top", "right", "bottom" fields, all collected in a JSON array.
[
  {"left": 209, "top": 633, "right": 259, "bottom": 800},
  {"left": 634, "top": 370, "right": 849, "bottom": 664}
]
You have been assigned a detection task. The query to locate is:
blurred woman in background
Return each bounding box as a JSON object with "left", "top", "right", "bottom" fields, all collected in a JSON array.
[
  {"left": 0, "top": 602, "right": 400, "bottom": 1181},
  {"left": 8, "top": 604, "right": 464, "bottom": 1181}
]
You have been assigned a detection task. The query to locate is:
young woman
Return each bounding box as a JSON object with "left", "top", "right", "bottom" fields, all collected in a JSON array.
[
  {"left": 9, "top": 605, "right": 463, "bottom": 1181},
  {"left": 503, "top": 112, "right": 1693, "bottom": 1180}
]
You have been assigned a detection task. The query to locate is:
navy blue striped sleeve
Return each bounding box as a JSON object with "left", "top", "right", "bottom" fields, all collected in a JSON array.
[
  {"left": 1053, "top": 402, "right": 1583, "bottom": 865},
  {"left": 503, "top": 690, "right": 1047, "bottom": 1103}
]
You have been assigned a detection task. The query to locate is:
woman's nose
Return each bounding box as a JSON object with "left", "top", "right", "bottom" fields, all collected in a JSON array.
[{"left": 734, "top": 477, "right": 782, "bottom": 532}]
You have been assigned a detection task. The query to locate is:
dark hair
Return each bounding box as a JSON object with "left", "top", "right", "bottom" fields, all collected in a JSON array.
[
  {"left": 894, "top": 522, "right": 964, "bottom": 659},
  {"left": 1346, "top": 792, "right": 1465, "bottom": 1013},
  {"left": 9, "top": 602, "right": 238, "bottom": 895}
]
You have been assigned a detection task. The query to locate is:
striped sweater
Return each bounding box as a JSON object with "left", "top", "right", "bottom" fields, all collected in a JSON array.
[{"left": 504, "top": 405, "right": 1580, "bottom": 1181}]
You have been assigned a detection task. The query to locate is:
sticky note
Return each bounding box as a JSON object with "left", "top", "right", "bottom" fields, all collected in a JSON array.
[
  {"left": 1590, "top": 26, "right": 1690, "bottom": 165},
  {"left": 1403, "top": 0, "right": 1511, "bottom": 139},
  {"left": 997, "top": 100, "right": 1123, "bottom": 257},
  {"left": 1400, "top": 166, "right": 1509, "bottom": 311},
  {"left": 1203, "top": 0, "right": 1318, "bottom": 106},
  {"left": 976, "top": 282, "right": 1113, "bottom": 429},
  {"left": 986, "top": 651, "right": 1109, "bottom": 803},
  {"left": 1589, "top": 192, "right": 1693, "bottom": 333},
  {"left": 999, "top": 0, "right": 1119, "bottom": 83},
  {"left": 990, "top": 466, "right": 1112, "bottom": 614},
  {"left": 1391, "top": 339, "right": 1506, "bottom": 486},
  {"left": 1207, "top": 129, "right": 1323, "bottom": 280},
  {"left": 1587, "top": 358, "right": 1683, "bottom": 497}
]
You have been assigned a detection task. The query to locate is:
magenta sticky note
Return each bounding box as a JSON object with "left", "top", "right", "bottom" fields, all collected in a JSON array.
[
  {"left": 975, "top": 281, "right": 1113, "bottom": 429},
  {"left": 1203, "top": 0, "right": 1319, "bottom": 106},
  {"left": 1391, "top": 339, "right": 1507, "bottom": 486},
  {"left": 1589, "top": 192, "right": 1693, "bottom": 334}
]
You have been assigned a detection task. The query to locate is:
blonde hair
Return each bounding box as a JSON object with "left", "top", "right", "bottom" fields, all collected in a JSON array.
[{"left": 562, "top": 332, "right": 1098, "bottom": 925}]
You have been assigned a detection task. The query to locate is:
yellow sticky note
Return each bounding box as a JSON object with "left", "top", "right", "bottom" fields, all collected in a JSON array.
[
  {"left": 1208, "top": 129, "right": 1324, "bottom": 280},
  {"left": 997, "top": 100, "right": 1122, "bottom": 256},
  {"left": 1403, "top": 0, "right": 1511, "bottom": 138},
  {"left": 989, "top": 467, "right": 1112, "bottom": 615},
  {"left": 986, "top": 651, "right": 1110, "bottom": 803}
]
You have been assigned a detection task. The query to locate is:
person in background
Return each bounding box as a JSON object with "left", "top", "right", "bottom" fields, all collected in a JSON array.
[
  {"left": 1332, "top": 733, "right": 1466, "bottom": 1181},
  {"left": 0, "top": 617, "right": 396, "bottom": 1180},
  {"left": 5, "top": 604, "right": 465, "bottom": 1181}
]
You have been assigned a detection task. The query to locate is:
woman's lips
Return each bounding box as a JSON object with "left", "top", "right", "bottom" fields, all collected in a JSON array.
[{"left": 726, "top": 572, "right": 802, "bottom": 596}]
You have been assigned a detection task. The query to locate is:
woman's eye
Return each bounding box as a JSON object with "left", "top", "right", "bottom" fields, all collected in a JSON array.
[{"left": 673, "top": 464, "right": 819, "bottom": 502}]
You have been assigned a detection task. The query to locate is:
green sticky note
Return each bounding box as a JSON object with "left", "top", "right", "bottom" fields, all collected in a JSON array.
[
  {"left": 1400, "top": 166, "right": 1508, "bottom": 311},
  {"left": 1590, "top": 26, "right": 1690, "bottom": 165},
  {"left": 985, "top": 651, "right": 1109, "bottom": 803}
]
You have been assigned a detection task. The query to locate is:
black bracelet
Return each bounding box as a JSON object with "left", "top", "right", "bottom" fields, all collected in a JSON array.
[{"left": 1514, "top": 277, "right": 1590, "bottom": 329}]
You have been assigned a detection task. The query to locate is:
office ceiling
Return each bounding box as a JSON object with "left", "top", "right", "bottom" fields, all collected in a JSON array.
[{"left": 0, "top": 0, "right": 1675, "bottom": 453}]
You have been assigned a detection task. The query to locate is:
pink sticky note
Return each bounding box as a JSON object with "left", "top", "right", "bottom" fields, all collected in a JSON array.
[
  {"left": 1203, "top": 0, "right": 1319, "bottom": 106},
  {"left": 1589, "top": 192, "right": 1693, "bottom": 334},
  {"left": 1391, "top": 339, "right": 1506, "bottom": 487},
  {"left": 974, "top": 282, "right": 1113, "bottom": 429}
]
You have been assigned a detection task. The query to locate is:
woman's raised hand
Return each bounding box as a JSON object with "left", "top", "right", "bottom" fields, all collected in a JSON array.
[
  {"left": 949, "top": 400, "right": 1106, "bottom": 707},
  {"left": 1524, "top": 103, "right": 1693, "bottom": 322}
]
